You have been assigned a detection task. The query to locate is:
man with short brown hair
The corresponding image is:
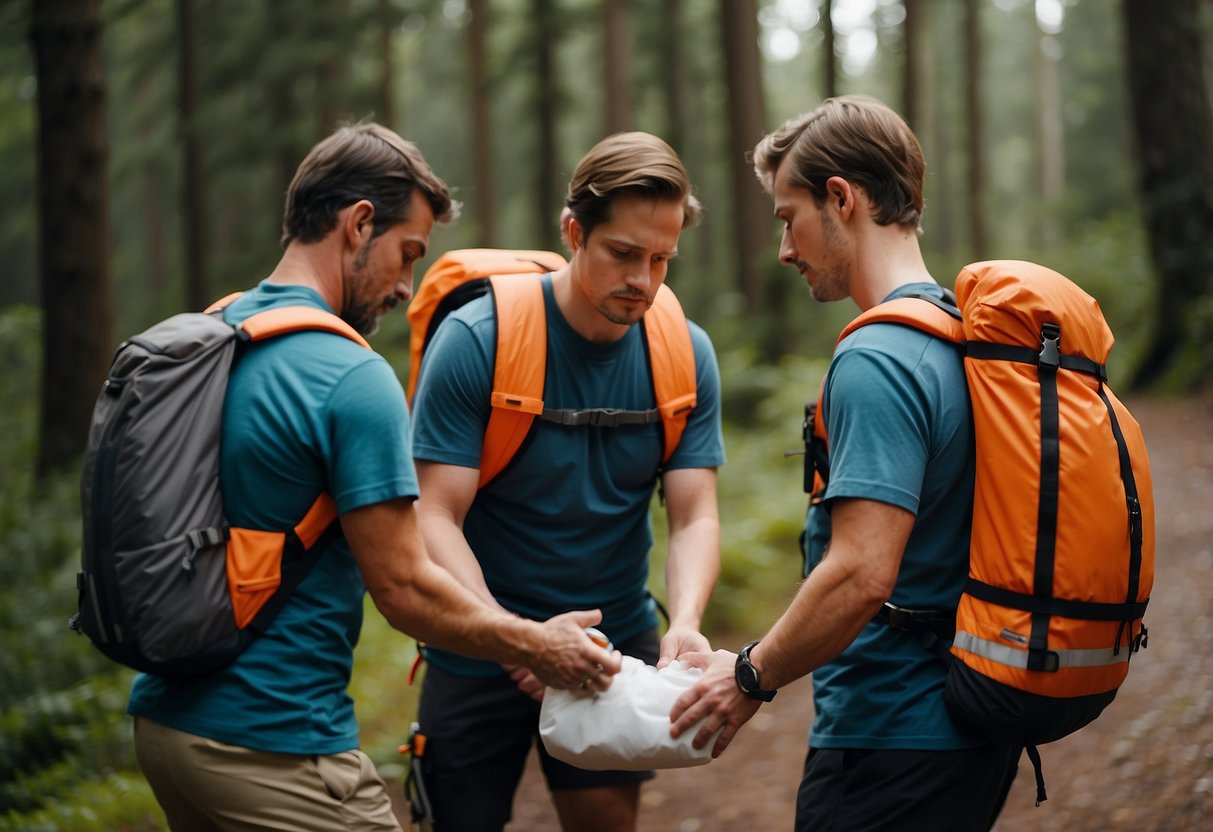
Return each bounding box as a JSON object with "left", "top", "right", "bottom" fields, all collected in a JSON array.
[
  {"left": 128, "top": 123, "right": 619, "bottom": 831},
  {"left": 410, "top": 132, "right": 724, "bottom": 831},
  {"left": 671, "top": 96, "right": 1020, "bottom": 831}
]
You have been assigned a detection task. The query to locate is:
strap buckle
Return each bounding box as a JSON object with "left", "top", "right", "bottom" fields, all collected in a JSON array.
[{"left": 1038, "top": 323, "right": 1061, "bottom": 372}]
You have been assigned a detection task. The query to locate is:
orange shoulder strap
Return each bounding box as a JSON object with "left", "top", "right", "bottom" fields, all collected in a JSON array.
[
  {"left": 836, "top": 296, "right": 964, "bottom": 346},
  {"left": 643, "top": 284, "right": 697, "bottom": 463},
  {"left": 407, "top": 249, "right": 568, "bottom": 402},
  {"left": 239, "top": 306, "right": 371, "bottom": 350},
  {"left": 204, "top": 291, "right": 372, "bottom": 350},
  {"left": 478, "top": 278, "right": 698, "bottom": 485},
  {"left": 205, "top": 294, "right": 368, "bottom": 566},
  {"left": 815, "top": 294, "right": 964, "bottom": 449},
  {"left": 480, "top": 274, "right": 547, "bottom": 487}
]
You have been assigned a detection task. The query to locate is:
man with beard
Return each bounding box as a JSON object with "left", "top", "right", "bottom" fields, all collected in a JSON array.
[{"left": 127, "top": 123, "right": 619, "bottom": 831}]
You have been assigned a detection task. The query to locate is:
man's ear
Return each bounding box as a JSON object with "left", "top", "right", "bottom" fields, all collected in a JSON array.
[
  {"left": 824, "top": 176, "right": 857, "bottom": 221},
  {"left": 342, "top": 199, "right": 376, "bottom": 249},
  {"left": 567, "top": 214, "right": 585, "bottom": 253}
]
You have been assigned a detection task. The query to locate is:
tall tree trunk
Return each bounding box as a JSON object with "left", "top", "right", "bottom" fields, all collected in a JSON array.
[
  {"left": 534, "top": 0, "right": 560, "bottom": 251},
  {"left": 1123, "top": 0, "right": 1213, "bottom": 389},
  {"left": 603, "top": 0, "right": 631, "bottom": 134},
  {"left": 316, "top": 0, "right": 350, "bottom": 139},
  {"left": 267, "top": 0, "right": 300, "bottom": 235},
  {"left": 821, "top": 0, "right": 837, "bottom": 99},
  {"left": 902, "top": 0, "right": 925, "bottom": 131},
  {"left": 720, "top": 0, "right": 768, "bottom": 311},
  {"left": 378, "top": 0, "right": 396, "bottom": 128},
  {"left": 31, "top": 0, "right": 113, "bottom": 477},
  {"left": 468, "top": 0, "right": 495, "bottom": 246},
  {"left": 177, "top": 0, "right": 208, "bottom": 311},
  {"left": 1035, "top": 12, "right": 1064, "bottom": 245},
  {"left": 660, "top": 0, "right": 686, "bottom": 155},
  {"left": 963, "top": 0, "right": 987, "bottom": 258}
]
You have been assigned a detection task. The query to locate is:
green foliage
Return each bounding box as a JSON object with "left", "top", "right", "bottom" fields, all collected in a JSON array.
[{"left": 0, "top": 308, "right": 151, "bottom": 830}]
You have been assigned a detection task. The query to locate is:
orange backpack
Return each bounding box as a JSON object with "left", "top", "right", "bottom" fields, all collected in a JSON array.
[
  {"left": 803, "top": 260, "right": 1154, "bottom": 802},
  {"left": 406, "top": 249, "right": 698, "bottom": 487}
]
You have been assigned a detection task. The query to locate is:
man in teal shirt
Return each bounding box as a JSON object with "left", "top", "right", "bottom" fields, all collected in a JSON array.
[
  {"left": 410, "top": 132, "right": 725, "bottom": 831},
  {"left": 128, "top": 123, "right": 619, "bottom": 831},
  {"left": 670, "top": 97, "right": 1020, "bottom": 831}
]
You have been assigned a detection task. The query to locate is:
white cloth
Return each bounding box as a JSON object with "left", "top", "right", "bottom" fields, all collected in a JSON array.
[{"left": 538, "top": 656, "right": 722, "bottom": 771}]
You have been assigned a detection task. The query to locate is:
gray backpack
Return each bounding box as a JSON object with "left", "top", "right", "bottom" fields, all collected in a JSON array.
[{"left": 71, "top": 301, "right": 369, "bottom": 677}]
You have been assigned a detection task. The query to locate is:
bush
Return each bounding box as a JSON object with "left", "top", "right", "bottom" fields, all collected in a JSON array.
[{"left": 0, "top": 308, "right": 153, "bottom": 830}]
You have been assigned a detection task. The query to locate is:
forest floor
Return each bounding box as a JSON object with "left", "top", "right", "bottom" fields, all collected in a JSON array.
[{"left": 396, "top": 394, "right": 1213, "bottom": 831}]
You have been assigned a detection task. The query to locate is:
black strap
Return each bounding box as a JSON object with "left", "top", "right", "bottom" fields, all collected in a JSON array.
[
  {"left": 1097, "top": 386, "right": 1146, "bottom": 653},
  {"left": 1028, "top": 323, "right": 1062, "bottom": 672},
  {"left": 873, "top": 603, "right": 956, "bottom": 665},
  {"left": 964, "top": 578, "right": 1149, "bottom": 621},
  {"left": 964, "top": 341, "right": 1107, "bottom": 380},
  {"left": 1025, "top": 744, "right": 1048, "bottom": 805},
  {"left": 539, "top": 406, "right": 661, "bottom": 427}
]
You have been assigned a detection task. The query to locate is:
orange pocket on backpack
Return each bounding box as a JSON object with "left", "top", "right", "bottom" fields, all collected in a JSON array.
[{"left": 226, "top": 528, "right": 287, "bottom": 629}]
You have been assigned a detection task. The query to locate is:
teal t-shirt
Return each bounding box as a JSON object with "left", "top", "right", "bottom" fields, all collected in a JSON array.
[
  {"left": 805, "top": 282, "right": 978, "bottom": 750},
  {"left": 411, "top": 275, "right": 725, "bottom": 677},
  {"left": 127, "top": 281, "right": 419, "bottom": 755}
]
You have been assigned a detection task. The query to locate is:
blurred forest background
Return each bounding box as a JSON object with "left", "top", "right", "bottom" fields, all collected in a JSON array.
[{"left": 2, "top": 0, "right": 1212, "bottom": 828}]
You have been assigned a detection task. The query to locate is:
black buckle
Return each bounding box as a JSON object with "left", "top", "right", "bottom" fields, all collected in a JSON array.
[
  {"left": 1038, "top": 323, "right": 1061, "bottom": 372},
  {"left": 878, "top": 602, "right": 952, "bottom": 631}
]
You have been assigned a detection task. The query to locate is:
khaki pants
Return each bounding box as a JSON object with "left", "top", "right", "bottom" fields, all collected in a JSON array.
[{"left": 133, "top": 717, "right": 401, "bottom": 831}]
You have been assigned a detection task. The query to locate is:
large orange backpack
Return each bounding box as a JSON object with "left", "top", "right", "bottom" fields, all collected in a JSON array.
[
  {"left": 804, "top": 260, "right": 1154, "bottom": 802},
  {"left": 406, "top": 249, "right": 698, "bottom": 487}
]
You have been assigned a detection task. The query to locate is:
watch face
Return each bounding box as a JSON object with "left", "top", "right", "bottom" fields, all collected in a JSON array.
[{"left": 737, "top": 662, "right": 758, "bottom": 692}]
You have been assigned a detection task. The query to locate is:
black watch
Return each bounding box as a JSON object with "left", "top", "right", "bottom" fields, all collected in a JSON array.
[{"left": 735, "top": 640, "right": 777, "bottom": 702}]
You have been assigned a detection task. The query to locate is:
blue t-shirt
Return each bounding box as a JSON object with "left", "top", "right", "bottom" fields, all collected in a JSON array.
[
  {"left": 128, "top": 281, "right": 419, "bottom": 755},
  {"left": 411, "top": 274, "right": 725, "bottom": 677},
  {"left": 805, "top": 282, "right": 977, "bottom": 750}
]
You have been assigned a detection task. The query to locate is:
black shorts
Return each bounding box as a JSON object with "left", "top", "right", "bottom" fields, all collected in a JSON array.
[
  {"left": 415, "top": 629, "right": 660, "bottom": 830},
  {"left": 795, "top": 743, "right": 1021, "bottom": 832}
]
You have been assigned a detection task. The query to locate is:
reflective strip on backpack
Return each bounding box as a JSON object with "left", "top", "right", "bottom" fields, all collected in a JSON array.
[{"left": 953, "top": 630, "right": 1131, "bottom": 671}]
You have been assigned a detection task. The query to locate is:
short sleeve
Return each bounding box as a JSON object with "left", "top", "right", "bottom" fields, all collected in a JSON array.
[
  {"left": 410, "top": 313, "right": 496, "bottom": 469},
  {"left": 822, "top": 337, "right": 932, "bottom": 514},
  {"left": 325, "top": 358, "right": 419, "bottom": 513}
]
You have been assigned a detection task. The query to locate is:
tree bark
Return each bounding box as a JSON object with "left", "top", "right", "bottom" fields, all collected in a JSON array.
[
  {"left": 378, "top": 0, "right": 396, "bottom": 128},
  {"left": 534, "top": 0, "right": 560, "bottom": 251},
  {"left": 660, "top": 0, "right": 686, "bottom": 155},
  {"left": 964, "top": 0, "right": 987, "bottom": 258},
  {"left": 1035, "top": 13, "right": 1064, "bottom": 245},
  {"left": 1123, "top": 0, "right": 1213, "bottom": 388},
  {"left": 902, "top": 0, "right": 925, "bottom": 131},
  {"left": 30, "top": 0, "right": 113, "bottom": 477},
  {"left": 603, "top": 0, "right": 632, "bottom": 134},
  {"left": 468, "top": 0, "right": 495, "bottom": 246},
  {"left": 720, "top": 0, "right": 768, "bottom": 311},
  {"left": 177, "top": 0, "right": 208, "bottom": 312},
  {"left": 821, "top": 0, "right": 837, "bottom": 99}
]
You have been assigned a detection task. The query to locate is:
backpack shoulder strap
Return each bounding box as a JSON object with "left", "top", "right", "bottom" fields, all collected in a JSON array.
[
  {"left": 203, "top": 290, "right": 372, "bottom": 350},
  {"left": 480, "top": 273, "right": 547, "bottom": 487},
  {"left": 238, "top": 306, "right": 371, "bottom": 350},
  {"left": 836, "top": 295, "right": 964, "bottom": 346},
  {"left": 806, "top": 294, "right": 964, "bottom": 495},
  {"left": 407, "top": 249, "right": 568, "bottom": 401},
  {"left": 478, "top": 278, "right": 698, "bottom": 485},
  {"left": 642, "top": 284, "right": 697, "bottom": 464}
]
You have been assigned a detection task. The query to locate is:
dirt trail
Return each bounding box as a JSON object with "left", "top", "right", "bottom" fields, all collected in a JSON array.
[{"left": 405, "top": 395, "right": 1213, "bottom": 831}]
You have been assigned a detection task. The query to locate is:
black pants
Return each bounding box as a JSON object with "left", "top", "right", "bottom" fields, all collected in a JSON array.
[
  {"left": 415, "top": 630, "right": 659, "bottom": 831},
  {"left": 795, "top": 744, "right": 1020, "bottom": 832}
]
